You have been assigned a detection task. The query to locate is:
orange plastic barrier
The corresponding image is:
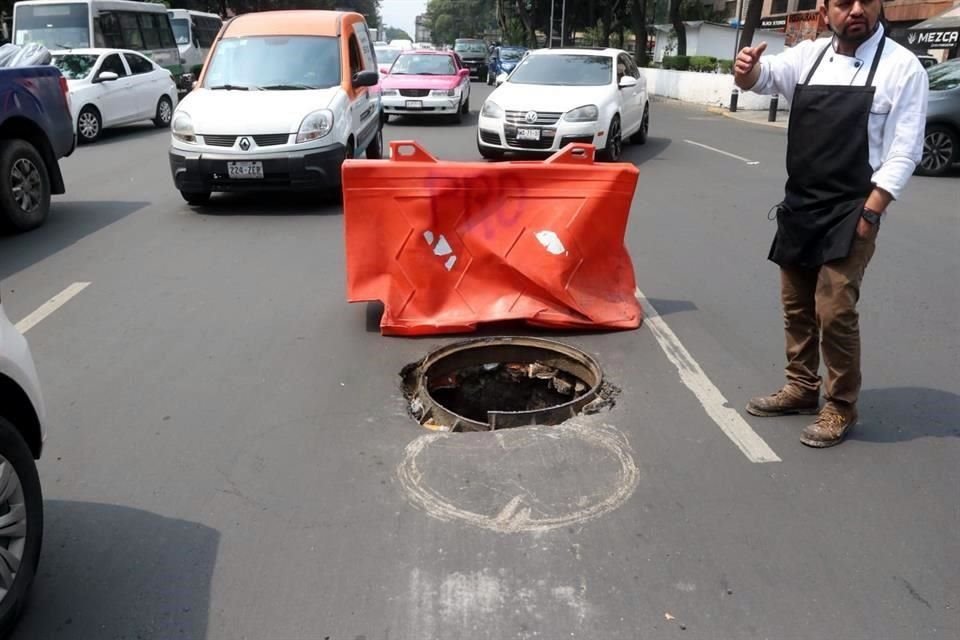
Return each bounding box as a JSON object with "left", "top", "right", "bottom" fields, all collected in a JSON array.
[{"left": 343, "top": 141, "right": 642, "bottom": 336}]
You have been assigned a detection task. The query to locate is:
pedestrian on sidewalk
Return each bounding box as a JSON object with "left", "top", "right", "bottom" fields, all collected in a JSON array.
[{"left": 733, "top": 0, "right": 927, "bottom": 447}]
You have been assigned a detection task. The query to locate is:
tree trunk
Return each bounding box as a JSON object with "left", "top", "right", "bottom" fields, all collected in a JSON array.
[
  {"left": 630, "top": 0, "right": 648, "bottom": 66},
  {"left": 738, "top": 0, "right": 764, "bottom": 51},
  {"left": 514, "top": 0, "right": 537, "bottom": 47},
  {"left": 602, "top": 2, "right": 613, "bottom": 47},
  {"left": 669, "top": 0, "right": 686, "bottom": 56}
]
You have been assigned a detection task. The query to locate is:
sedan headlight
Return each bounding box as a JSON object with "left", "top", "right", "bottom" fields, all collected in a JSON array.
[
  {"left": 563, "top": 105, "right": 599, "bottom": 122},
  {"left": 296, "top": 109, "right": 334, "bottom": 144},
  {"left": 382, "top": 89, "right": 399, "bottom": 96},
  {"left": 430, "top": 88, "right": 459, "bottom": 97},
  {"left": 481, "top": 100, "right": 504, "bottom": 118},
  {"left": 171, "top": 111, "right": 196, "bottom": 143}
]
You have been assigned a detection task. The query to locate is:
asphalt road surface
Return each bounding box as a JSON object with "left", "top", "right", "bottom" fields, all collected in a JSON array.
[{"left": 1, "top": 85, "right": 957, "bottom": 640}]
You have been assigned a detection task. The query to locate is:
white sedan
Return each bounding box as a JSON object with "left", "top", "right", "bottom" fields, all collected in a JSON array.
[
  {"left": 51, "top": 48, "right": 178, "bottom": 144},
  {"left": 477, "top": 47, "right": 649, "bottom": 161}
]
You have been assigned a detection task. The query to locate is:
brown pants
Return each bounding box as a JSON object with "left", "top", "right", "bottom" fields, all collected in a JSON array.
[{"left": 780, "top": 231, "right": 876, "bottom": 408}]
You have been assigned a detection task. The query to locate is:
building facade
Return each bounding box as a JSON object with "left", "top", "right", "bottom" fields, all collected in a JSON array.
[{"left": 759, "top": 0, "right": 958, "bottom": 57}]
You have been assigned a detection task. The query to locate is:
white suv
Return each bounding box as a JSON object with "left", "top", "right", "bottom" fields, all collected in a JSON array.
[
  {"left": 477, "top": 47, "right": 649, "bottom": 161},
  {"left": 168, "top": 10, "right": 383, "bottom": 205},
  {"left": 0, "top": 299, "right": 46, "bottom": 635}
]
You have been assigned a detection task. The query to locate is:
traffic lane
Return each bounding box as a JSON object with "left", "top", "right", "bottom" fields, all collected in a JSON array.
[
  {"left": 0, "top": 125, "right": 168, "bottom": 322},
  {"left": 622, "top": 101, "right": 958, "bottom": 635},
  {"left": 6, "top": 97, "right": 955, "bottom": 637},
  {"left": 0, "top": 96, "right": 801, "bottom": 638}
]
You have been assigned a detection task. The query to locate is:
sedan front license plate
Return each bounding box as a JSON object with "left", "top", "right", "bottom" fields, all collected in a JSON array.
[
  {"left": 227, "top": 161, "right": 264, "bottom": 179},
  {"left": 517, "top": 128, "right": 541, "bottom": 141},
  {"left": 405, "top": 100, "right": 423, "bottom": 109}
]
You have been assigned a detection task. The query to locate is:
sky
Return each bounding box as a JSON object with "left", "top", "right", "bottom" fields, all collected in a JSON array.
[{"left": 380, "top": 0, "right": 428, "bottom": 39}]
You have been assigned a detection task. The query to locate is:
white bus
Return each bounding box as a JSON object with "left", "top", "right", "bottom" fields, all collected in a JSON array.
[
  {"left": 167, "top": 9, "right": 221, "bottom": 75},
  {"left": 12, "top": 0, "right": 180, "bottom": 76}
]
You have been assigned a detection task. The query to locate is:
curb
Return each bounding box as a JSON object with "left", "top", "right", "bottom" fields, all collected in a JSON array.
[{"left": 707, "top": 106, "right": 789, "bottom": 130}]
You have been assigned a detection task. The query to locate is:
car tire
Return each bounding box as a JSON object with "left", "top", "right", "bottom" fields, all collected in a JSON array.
[
  {"left": 180, "top": 190, "right": 211, "bottom": 206},
  {"left": 631, "top": 104, "right": 649, "bottom": 145},
  {"left": 366, "top": 126, "right": 384, "bottom": 160},
  {"left": 916, "top": 124, "right": 957, "bottom": 177},
  {"left": 0, "top": 417, "right": 44, "bottom": 639},
  {"left": 77, "top": 106, "right": 102, "bottom": 144},
  {"left": 461, "top": 96, "right": 470, "bottom": 115},
  {"left": 0, "top": 140, "right": 51, "bottom": 233},
  {"left": 153, "top": 96, "right": 174, "bottom": 128},
  {"left": 600, "top": 115, "right": 623, "bottom": 162}
]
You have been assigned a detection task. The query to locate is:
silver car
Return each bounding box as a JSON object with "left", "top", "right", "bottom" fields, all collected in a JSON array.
[{"left": 918, "top": 58, "right": 960, "bottom": 177}]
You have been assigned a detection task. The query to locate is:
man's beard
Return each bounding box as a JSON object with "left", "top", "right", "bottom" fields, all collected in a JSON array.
[{"left": 834, "top": 20, "right": 876, "bottom": 44}]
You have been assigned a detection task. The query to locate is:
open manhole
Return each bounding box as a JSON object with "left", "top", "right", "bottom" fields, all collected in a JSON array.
[{"left": 401, "top": 337, "right": 618, "bottom": 432}]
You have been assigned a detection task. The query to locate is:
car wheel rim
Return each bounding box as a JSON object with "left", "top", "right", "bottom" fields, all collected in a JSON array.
[
  {"left": 159, "top": 100, "right": 172, "bottom": 124},
  {"left": 79, "top": 112, "right": 99, "bottom": 139},
  {"left": 10, "top": 158, "right": 42, "bottom": 213},
  {"left": 642, "top": 109, "right": 649, "bottom": 136},
  {"left": 922, "top": 132, "right": 953, "bottom": 172},
  {"left": 0, "top": 455, "right": 28, "bottom": 600}
]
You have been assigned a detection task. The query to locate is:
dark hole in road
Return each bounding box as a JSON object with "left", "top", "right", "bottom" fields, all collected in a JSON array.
[{"left": 401, "top": 337, "right": 617, "bottom": 432}]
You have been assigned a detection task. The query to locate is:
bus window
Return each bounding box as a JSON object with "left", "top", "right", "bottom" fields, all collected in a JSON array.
[
  {"left": 119, "top": 12, "right": 143, "bottom": 49},
  {"left": 171, "top": 17, "right": 190, "bottom": 45},
  {"left": 14, "top": 2, "right": 90, "bottom": 48},
  {"left": 158, "top": 15, "right": 176, "bottom": 49},
  {"left": 98, "top": 11, "right": 123, "bottom": 48},
  {"left": 138, "top": 13, "right": 161, "bottom": 49}
]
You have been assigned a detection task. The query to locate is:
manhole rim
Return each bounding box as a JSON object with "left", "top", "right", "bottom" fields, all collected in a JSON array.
[{"left": 408, "top": 336, "right": 604, "bottom": 432}]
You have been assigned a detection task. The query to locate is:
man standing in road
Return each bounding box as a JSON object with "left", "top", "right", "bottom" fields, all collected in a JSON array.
[{"left": 735, "top": 0, "right": 927, "bottom": 447}]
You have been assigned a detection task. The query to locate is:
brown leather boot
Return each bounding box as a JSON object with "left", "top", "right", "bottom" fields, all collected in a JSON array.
[
  {"left": 746, "top": 386, "right": 819, "bottom": 417},
  {"left": 800, "top": 405, "right": 858, "bottom": 448}
]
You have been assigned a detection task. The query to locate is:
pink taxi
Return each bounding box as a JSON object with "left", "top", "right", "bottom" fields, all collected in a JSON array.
[{"left": 380, "top": 50, "right": 472, "bottom": 123}]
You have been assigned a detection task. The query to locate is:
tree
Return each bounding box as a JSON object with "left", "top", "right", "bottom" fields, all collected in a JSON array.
[
  {"left": 629, "top": 0, "right": 648, "bottom": 66},
  {"left": 737, "top": 0, "right": 764, "bottom": 51},
  {"left": 427, "top": 0, "right": 497, "bottom": 44},
  {"left": 384, "top": 26, "right": 413, "bottom": 41},
  {"left": 669, "top": 0, "right": 686, "bottom": 56}
]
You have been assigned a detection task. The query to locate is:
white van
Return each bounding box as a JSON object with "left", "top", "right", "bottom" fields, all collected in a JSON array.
[
  {"left": 168, "top": 10, "right": 384, "bottom": 205},
  {"left": 167, "top": 8, "right": 222, "bottom": 83}
]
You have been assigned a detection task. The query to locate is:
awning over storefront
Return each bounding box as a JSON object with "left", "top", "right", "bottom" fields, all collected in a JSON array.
[{"left": 907, "top": 5, "right": 960, "bottom": 50}]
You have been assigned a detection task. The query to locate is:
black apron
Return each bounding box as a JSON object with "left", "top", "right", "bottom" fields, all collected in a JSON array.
[{"left": 768, "top": 36, "right": 886, "bottom": 269}]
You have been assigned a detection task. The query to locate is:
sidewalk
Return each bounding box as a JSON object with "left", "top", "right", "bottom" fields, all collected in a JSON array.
[{"left": 707, "top": 106, "right": 789, "bottom": 130}]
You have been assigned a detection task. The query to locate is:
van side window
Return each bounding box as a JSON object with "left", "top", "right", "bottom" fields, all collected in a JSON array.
[
  {"left": 355, "top": 25, "right": 375, "bottom": 70},
  {"left": 348, "top": 33, "right": 362, "bottom": 79}
]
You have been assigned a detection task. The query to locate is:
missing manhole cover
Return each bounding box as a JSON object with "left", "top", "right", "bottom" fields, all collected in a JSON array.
[{"left": 402, "top": 337, "right": 618, "bottom": 432}]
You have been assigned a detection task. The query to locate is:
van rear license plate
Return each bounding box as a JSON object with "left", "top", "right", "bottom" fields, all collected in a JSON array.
[
  {"left": 517, "top": 128, "right": 540, "bottom": 141},
  {"left": 227, "top": 161, "right": 263, "bottom": 179}
]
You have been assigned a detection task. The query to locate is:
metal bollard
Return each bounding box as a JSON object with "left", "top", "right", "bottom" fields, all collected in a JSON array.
[
  {"left": 768, "top": 95, "right": 779, "bottom": 122},
  {"left": 730, "top": 88, "right": 739, "bottom": 113}
]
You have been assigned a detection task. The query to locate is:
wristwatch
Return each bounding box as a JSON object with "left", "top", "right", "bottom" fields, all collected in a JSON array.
[{"left": 861, "top": 207, "right": 883, "bottom": 226}]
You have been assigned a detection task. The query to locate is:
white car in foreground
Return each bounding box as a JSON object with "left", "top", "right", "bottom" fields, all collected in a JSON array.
[
  {"left": 0, "top": 299, "right": 46, "bottom": 636},
  {"left": 51, "top": 48, "right": 178, "bottom": 143},
  {"left": 477, "top": 47, "right": 649, "bottom": 161}
]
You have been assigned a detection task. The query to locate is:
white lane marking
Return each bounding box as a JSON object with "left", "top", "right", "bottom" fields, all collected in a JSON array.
[
  {"left": 15, "top": 282, "right": 91, "bottom": 334},
  {"left": 684, "top": 139, "right": 760, "bottom": 165},
  {"left": 635, "top": 287, "right": 781, "bottom": 463}
]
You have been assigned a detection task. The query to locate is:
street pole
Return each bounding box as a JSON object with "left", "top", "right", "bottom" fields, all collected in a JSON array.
[
  {"left": 549, "top": 0, "right": 555, "bottom": 48},
  {"left": 730, "top": 0, "right": 746, "bottom": 112},
  {"left": 561, "top": 0, "right": 567, "bottom": 47}
]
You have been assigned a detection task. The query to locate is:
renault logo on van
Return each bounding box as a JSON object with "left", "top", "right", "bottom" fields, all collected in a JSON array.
[{"left": 239, "top": 137, "right": 251, "bottom": 151}]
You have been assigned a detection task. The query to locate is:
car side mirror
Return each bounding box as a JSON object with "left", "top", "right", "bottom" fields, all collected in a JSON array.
[
  {"left": 95, "top": 71, "right": 119, "bottom": 83},
  {"left": 496, "top": 72, "right": 508, "bottom": 85},
  {"left": 379, "top": 66, "right": 390, "bottom": 76},
  {"left": 458, "top": 68, "right": 469, "bottom": 78},
  {"left": 353, "top": 70, "right": 379, "bottom": 87},
  {"left": 193, "top": 37, "right": 200, "bottom": 48},
  {"left": 618, "top": 75, "right": 638, "bottom": 89}
]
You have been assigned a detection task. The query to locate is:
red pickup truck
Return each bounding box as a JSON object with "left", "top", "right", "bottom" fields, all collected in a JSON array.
[{"left": 0, "top": 64, "right": 75, "bottom": 232}]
